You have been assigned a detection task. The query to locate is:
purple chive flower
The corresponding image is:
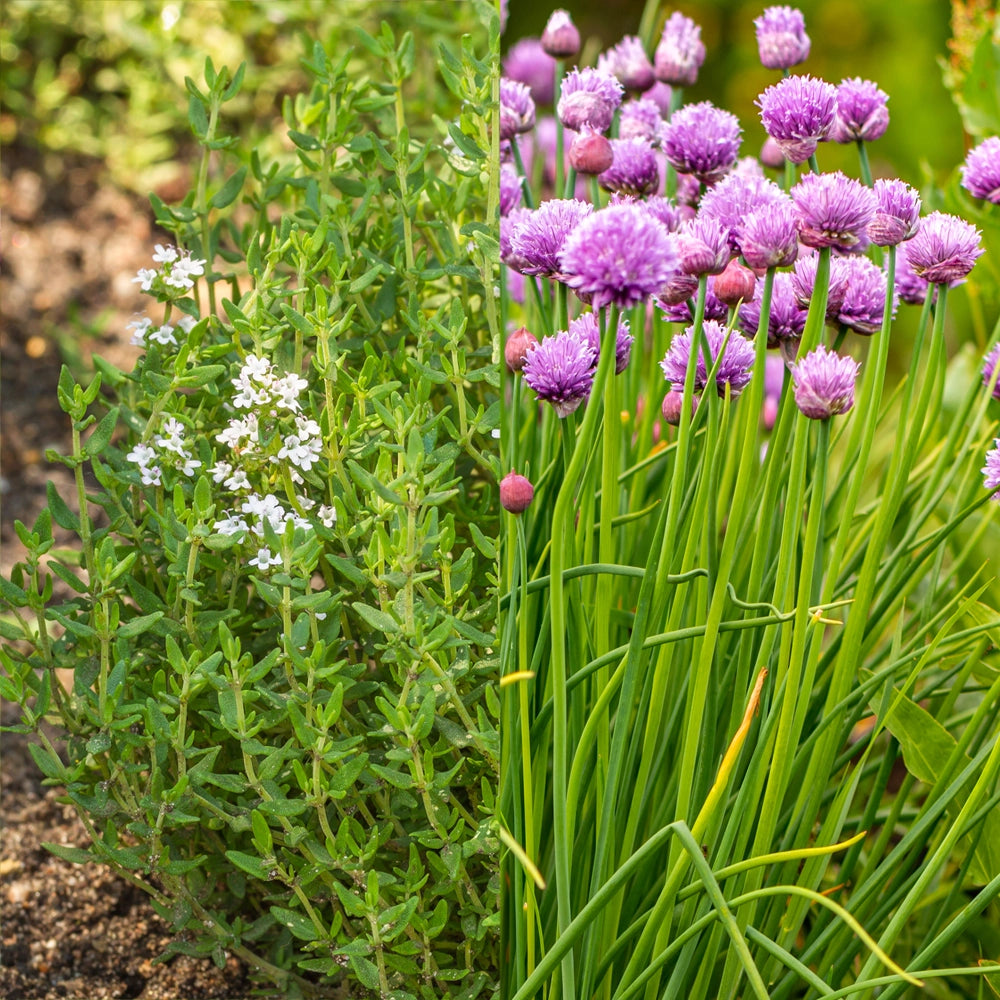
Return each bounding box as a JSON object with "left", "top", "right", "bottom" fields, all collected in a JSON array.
[
  {"left": 523, "top": 329, "right": 595, "bottom": 416},
  {"left": 739, "top": 270, "right": 809, "bottom": 347},
  {"left": 662, "top": 102, "right": 742, "bottom": 185},
  {"left": 619, "top": 99, "right": 667, "bottom": 145},
  {"left": 984, "top": 441, "right": 1000, "bottom": 501},
  {"left": 893, "top": 241, "right": 931, "bottom": 305},
  {"left": 599, "top": 137, "right": 662, "bottom": 197},
  {"left": 654, "top": 12, "right": 706, "bottom": 87},
  {"left": 905, "top": 211, "right": 984, "bottom": 285},
  {"left": 739, "top": 197, "right": 799, "bottom": 269},
  {"left": 677, "top": 216, "right": 733, "bottom": 276},
  {"left": 500, "top": 162, "right": 524, "bottom": 216},
  {"left": 560, "top": 203, "right": 678, "bottom": 309},
  {"left": 658, "top": 276, "right": 729, "bottom": 323},
  {"left": 503, "top": 39, "right": 558, "bottom": 105},
  {"left": 762, "top": 353, "right": 787, "bottom": 429},
  {"left": 541, "top": 9, "right": 581, "bottom": 59},
  {"left": 700, "top": 172, "right": 787, "bottom": 253},
  {"left": 500, "top": 206, "right": 531, "bottom": 268},
  {"left": 755, "top": 6, "right": 811, "bottom": 70},
  {"left": 508, "top": 199, "right": 593, "bottom": 277},
  {"left": 568, "top": 311, "right": 635, "bottom": 374},
  {"left": 660, "top": 319, "right": 755, "bottom": 397},
  {"left": 642, "top": 195, "right": 683, "bottom": 232},
  {"left": 760, "top": 137, "right": 786, "bottom": 169},
  {"left": 558, "top": 67, "right": 624, "bottom": 133},
  {"left": 830, "top": 77, "right": 889, "bottom": 144},
  {"left": 868, "top": 178, "right": 921, "bottom": 246},
  {"left": 791, "top": 170, "right": 877, "bottom": 251},
  {"left": 500, "top": 78, "right": 537, "bottom": 141},
  {"left": 961, "top": 136, "right": 1000, "bottom": 204},
  {"left": 836, "top": 255, "right": 896, "bottom": 336},
  {"left": 982, "top": 344, "right": 1000, "bottom": 400},
  {"left": 757, "top": 74, "right": 838, "bottom": 165},
  {"left": 598, "top": 35, "right": 656, "bottom": 92},
  {"left": 674, "top": 172, "right": 702, "bottom": 212},
  {"left": 792, "top": 344, "right": 859, "bottom": 419}
]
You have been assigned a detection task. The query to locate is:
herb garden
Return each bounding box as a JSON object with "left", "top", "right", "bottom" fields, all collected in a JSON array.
[{"left": 2, "top": 1, "right": 1000, "bottom": 999}]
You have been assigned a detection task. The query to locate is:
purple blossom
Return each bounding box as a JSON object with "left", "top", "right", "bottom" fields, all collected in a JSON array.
[
  {"left": 792, "top": 251, "right": 851, "bottom": 320},
  {"left": 662, "top": 101, "right": 742, "bottom": 184},
  {"left": 836, "top": 255, "right": 896, "bottom": 335},
  {"left": 660, "top": 319, "right": 755, "bottom": 397},
  {"left": 981, "top": 344, "right": 1000, "bottom": 400},
  {"left": 905, "top": 211, "right": 984, "bottom": 285},
  {"left": 541, "top": 9, "right": 580, "bottom": 59},
  {"left": 508, "top": 199, "right": 593, "bottom": 277},
  {"left": 739, "top": 197, "right": 799, "bottom": 269},
  {"left": 792, "top": 344, "right": 859, "bottom": 419},
  {"left": 500, "top": 78, "right": 536, "bottom": 141},
  {"left": 760, "top": 137, "right": 786, "bottom": 169},
  {"left": 503, "top": 39, "right": 557, "bottom": 105},
  {"left": 830, "top": 77, "right": 889, "bottom": 144},
  {"left": 619, "top": 98, "right": 666, "bottom": 145},
  {"left": 643, "top": 81, "right": 674, "bottom": 115},
  {"left": 757, "top": 74, "right": 837, "bottom": 164},
  {"left": 791, "top": 170, "right": 877, "bottom": 251},
  {"left": 961, "top": 136, "right": 1000, "bottom": 204},
  {"left": 500, "top": 206, "right": 531, "bottom": 267},
  {"left": 568, "top": 311, "right": 635, "bottom": 374},
  {"left": 699, "top": 171, "right": 787, "bottom": 253},
  {"left": 500, "top": 162, "right": 523, "bottom": 216},
  {"left": 598, "top": 35, "right": 656, "bottom": 92},
  {"left": 984, "top": 440, "right": 1000, "bottom": 501},
  {"left": 599, "top": 137, "right": 661, "bottom": 197},
  {"left": 654, "top": 12, "right": 706, "bottom": 87},
  {"left": 523, "top": 330, "right": 595, "bottom": 416},
  {"left": 677, "top": 216, "right": 732, "bottom": 276},
  {"left": 658, "top": 276, "right": 729, "bottom": 323},
  {"left": 755, "top": 6, "right": 811, "bottom": 70},
  {"left": 762, "top": 353, "right": 787, "bottom": 429},
  {"left": 560, "top": 202, "right": 678, "bottom": 309},
  {"left": 738, "top": 270, "right": 808, "bottom": 346},
  {"left": 868, "top": 178, "right": 921, "bottom": 246},
  {"left": 657, "top": 269, "right": 699, "bottom": 307},
  {"left": 557, "top": 67, "right": 624, "bottom": 133}
]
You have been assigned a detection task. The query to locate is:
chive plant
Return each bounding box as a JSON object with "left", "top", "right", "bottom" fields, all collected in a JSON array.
[{"left": 499, "top": 5, "right": 1000, "bottom": 1000}]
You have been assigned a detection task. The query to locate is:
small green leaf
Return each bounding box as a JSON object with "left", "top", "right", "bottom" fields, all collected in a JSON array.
[
  {"left": 209, "top": 166, "right": 247, "bottom": 209},
  {"left": 352, "top": 602, "right": 400, "bottom": 635}
]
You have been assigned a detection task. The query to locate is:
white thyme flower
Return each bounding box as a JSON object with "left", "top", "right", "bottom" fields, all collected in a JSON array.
[
  {"left": 132, "top": 268, "right": 158, "bottom": 291},
  {"left": 272, "top": 373, "right": 309, "bottom": 411},
  {"left": 213, "top": 512, "right": 248, "bottom": 536},
  {"left": 224, "top": 468, "right": 251, "bottom": 491},
  {"left": 211, "top": 461, "right": 232, "bottom": 484},
  {"left": 127, "top": 316, "right": 153, "bottom": 346},
  {"left": 177, "top": 314, "right": 198, "bottom": 334},
  {"left": 248, "top": 546, "right": 282, "bottom": 570},
  {"left": 152, "top": 244, "right": 179, "bottom": 264},
  {"left": 317, "top": 504, "right": 337, "bottom": 528}
]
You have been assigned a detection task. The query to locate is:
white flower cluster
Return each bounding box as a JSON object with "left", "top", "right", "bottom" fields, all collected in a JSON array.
[
  {"left": 126, "top": 417, "right": 202, "bottom": 486},
  {"left": 213, "top": 492, "right": 316, "bottom": 572},
  {"left": 132, "top": 244, "right": 207, "bottom": 295},
  {"left": 128, "top": 313, "right": 198, "bottom": 348}
]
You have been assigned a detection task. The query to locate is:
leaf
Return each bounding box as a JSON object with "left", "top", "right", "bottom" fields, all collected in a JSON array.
[
  {"left": 352, "top": 602, "right": 400, "bottom": 635},
  {"left": 209, "top": 166, "right": 247, "bottom": 209},
  {"left": 270, "top": 905, "right": 322, "bottom": 941},
  {"left": 43, "top": 842, "right": 93, "bottom": 865},
  {"left": 224, "top": 850, "right": 270, "bottom": 880}
]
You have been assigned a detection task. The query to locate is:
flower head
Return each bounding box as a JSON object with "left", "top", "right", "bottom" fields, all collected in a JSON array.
[
  {"left": 500, "top": 162, "right": 524, "bottom": 216},
  {"left": 642, "top": 195, "right": 683, "bottom": 232},
  {"left": 792, "top": 251, "right": 852, "bottom": 320},
  {"left": 792, "top": 344, "right": 859, "bottom": 419},
  {"left": 500, "top": 78, "right": 536, "bottom": 141},
  {"left": 905, "top": 211, "right": 984, "bottom": 285},
  {"left": 961, "top": 136, "right": 1000, "bottom": 204},
  {"left": 658, "top": 275, "right": 729, "bottom": 323},
  {"left": 836, "top": 255, "right": 895, "bottom": 336},
  {"left": 567, "top": 311, "right": 634, "bottom": 374},
  {"left": 560, "top": 202, "right": 677, "bottom": 309},
  {"left": 739, "top": 197, "right": 799, "bottom": 269},
  {"left": 660, "top": 319, "right": 755, "bottom": 397},
  {"left": 984, "top": 441, "right": 1000, "bottom": 501},
  {"left": 982, "top": 344, "right": 1000, "bottom": 401},
  {"left": 830, "top": 77, "right": 889, "bottom": 143},
  {"left": 894, "top": 241, "right": 931, "bottom": 305},
  {"left": 508, "top": 199, "right": 593, "bottom": 277},
  {"left": 654, "top": 12, "right": 706, "bottom": 87},
  {"left": 757, "top": 74, "right": 837, "bottom": 164},
  {"left": 618, "top": 98, "right": 666, "bottom": 145},
  {"left": 541, "top": 9, "right": 580, "bottom": 59},
  {"left": 662, "top": 101, "right": 742, "bottom": 184},
  {"left": 791, "top": 170, "right": 877, "bottom": 250},
  {"left": 569, "top": 128, "right": 614, "bottom": 175},
  {"left": 868, "top": 178, "right": 921, "bottom": 246},
  {"left": 557, "top": 67, "right": 624, "bottom": 133},
  {"left": 713, "top": 259, "right": 757, "bottom": 306},
  {"left": 503, "top": 38, "right": 557, "bottom": 104},
  {"left": 523, "top": 329, "right": 596, "bottom": 416},
  {"left": 676, "top": 216, "right": 732, "bottom": 276},
  {"left": 755, "top": 6, "right": 811, "bottom": 70},
  {"left": 598, "top": 35, "right": 656, "bottom": 92},
  {"left": 505, "top": 326, "right": 540, "bottom": 373},
  {"left": 599, "top": 137, "right": 661, "bottom": 197},
  {"left": 738, "top": 270, "right": 808, "bottom": 346},
  {"left": 699, "top": 172, "right": 787, "bottom": 253}
]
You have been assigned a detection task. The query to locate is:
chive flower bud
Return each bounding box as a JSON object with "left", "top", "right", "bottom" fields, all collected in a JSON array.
[
  {"left": 754, "top": 6, "right": 811, "bottom": 70},
  {"left": 569, "top": 128, "right": 614, "bottom": 175},
  {"left": 713, "top": 259, "right": 757, "bottom": 306},
  {"left": 500, "top": 471, "right": 535, "bottom": 513},
  {"left": 542, "top": 9, "right": 581, "bottom": 59},
  {"left": 654, "top": 12, "right": 706, "bottom": 87},
  {"left": 505, "top": 326, "right": 540, "bottom": 373}
]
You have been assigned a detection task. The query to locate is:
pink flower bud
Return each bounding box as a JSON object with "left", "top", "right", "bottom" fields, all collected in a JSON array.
[
  {"left": 713, "top": 259, "right": 757, "bottom": 306},
  {"left": 569, "top": 129, "right": 614, "bottom": 175},
  {"left": 541, "top": 10, "right": 580, "bottom": 59},
  {"left": 500, "top": 471, "right": 534, "bottom": 513},
  {"left": 505, "top": 326, "right": 540, "bottom": 373}
]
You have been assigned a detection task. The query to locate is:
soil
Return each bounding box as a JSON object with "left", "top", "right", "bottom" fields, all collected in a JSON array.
[{"left": 1, "top": 146, "right": 254, "bottom": 999}]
